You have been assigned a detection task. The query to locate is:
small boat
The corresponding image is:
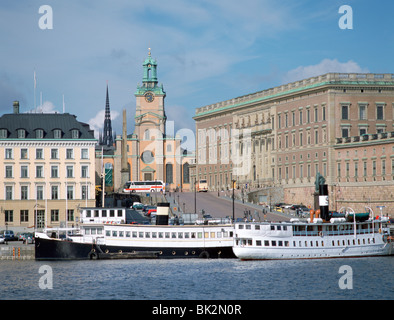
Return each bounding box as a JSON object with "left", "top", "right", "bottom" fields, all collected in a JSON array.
[
  {"left": 35, "top": 203, "right": 236, "bottom": 260},
  {"left": 233, "top": 206, "right": 393, "bottom": 260}
]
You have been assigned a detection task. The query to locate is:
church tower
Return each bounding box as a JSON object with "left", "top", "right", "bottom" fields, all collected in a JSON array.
[
  {"left": 132, "top": 49, "right": 167, "bottom": 181},
  {"left": 102, "top": 84, "right": 114, "bottom": 147}
]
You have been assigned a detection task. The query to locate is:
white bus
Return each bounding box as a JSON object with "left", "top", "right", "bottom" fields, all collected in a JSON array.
[
  {"left": 197, "top": 179, "right": 208, "bottom": 192},
  {"left": 123, "top": 181, "right": 165, "bottom": 194}
]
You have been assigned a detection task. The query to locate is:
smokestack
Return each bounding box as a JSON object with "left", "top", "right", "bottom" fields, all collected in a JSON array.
[
  {"left": 13, "top": 101, "right": 20, "bottom": 114},
  {"left": 156, "top": 203, "right": 170, "bottom": 225}
]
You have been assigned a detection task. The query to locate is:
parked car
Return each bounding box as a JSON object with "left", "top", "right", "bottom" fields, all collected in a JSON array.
[
  {"left": 0, "top": 230, "right": 17, "bottom": 241},
  {"left": 0, "top": 235, "right": 5, "bottom": 244},
  {"left": 132, "top": 202, "right": 144, "bottom": 210},
  {"left": 22, "top": 233, "right": 34, "bottom": 244}
]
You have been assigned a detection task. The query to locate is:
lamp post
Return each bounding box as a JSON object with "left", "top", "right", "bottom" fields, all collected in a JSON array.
[{"left": 232, "top": 180, "right": 236, "bottom": 223}]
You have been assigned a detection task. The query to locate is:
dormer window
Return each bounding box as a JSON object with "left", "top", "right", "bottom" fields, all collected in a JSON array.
[
  {"left": 36, "top": 129, "right": 44, "bottom": 139},
  {"left": 53, "top": 129, "right": 62, "bottom": 139},
  {"left": 0, "top": 129, "right": 7, "bottom": 138},
  {"left": 71, "top": 129, "right": 79, "bottom": 139},
  {"left": 18, "top": 129, "right": 26, "bottom": 138}
]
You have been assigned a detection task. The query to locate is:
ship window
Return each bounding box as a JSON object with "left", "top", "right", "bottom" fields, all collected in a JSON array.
[
  {"left": 191, "top": 232, "right": 196, "bottom": 238},
  {"left": 97, "top": 228, "right": 103, "bottom": 235},
  {"left": 255, "top": 225, "right": 260, "bottom": 230},
  {"left": 159, "top": 232, "right": 163, "bottom": 238},
  {"left": 264, "top": 240, "right": 269, "bottom": 246},
  {"left": 246, "top": 225, "right": 251, "bottom": 230},
  {"left": 85, "top": 228, "right": 90, "bottom": 235},
  {"left": 110, "top": 210, "right": 115, "bottom": 217},
  {"left": 223, "top": 231, "right": 229, "bottom": 237},
  {"left": 185, "top": 232, "right": 190, "bottom": 238},
  {"left": 165, "top": 232, "right": 170, "bottom": 238},
  {"left": 119, "top": 231, "right": 124, "bottom": 237},
  {"left": 256, "top": 240, "right": 262, "bottom": 246},
  {"left": 271, "top": 241, "right": 277, "bottom": 246},
  {"left": 278, "top": 241, "right": 283, "bottom": 246},
  {"left": 293, "top": 241, "right": 296, "bottom": 247},
  {"left": 277, "top": 226, "right": 281, "bottom": 231},
  {"left": 112, "top": 231, "right": 117, "bottom": 237},
  {"left": 178, "top": 232, "right": 183, "bottom": 239},
  {"left": 132, "top": 231, "right": 137, "bottom": 238},
  {"left": 238, "top": 224, "right": 244, "bottom": 229},
  {"left": 204, "top": 232, "right": 209, "bottom": 238},
  {"left": 285, "top": 241, "right": 289, "bottom": 247},
  {"left": 94, "top": 210, "right": 99, "bottom": 217},
  {"left": 271, "top": 226, "right": 275, "bottom": 231},
  {"left": 139, "top": 232, "right": 143, "bottom": 238},
  {"left": 91, "top": 228, "right": 96, "bottom": 235},
  {"left": 283, "top": 226, "right": 287, "bottom": 231},
  {"left": 152, "top": 232, "right": 157, "bottom": 238},
  {"left": 198, "top": 232, "right": 202, "bottom": 239},
  {"left": 305, "top": 241, "right": 308, "bottom": 247},
  {"left": 106, "top": 230, "right": 110, "bottom": 236},
  {"left": 172, "top": 232, "right": 176, "bottom": 238},
  {"left": 210, "top": 232, "right": 215, "bottom": 238},
  {"left": 117, "top": 210, "right": 123, "bottom": 217},
  {"left": 216, "top": 232, "right": 221, "bottom": 238},
  {"left": 86, "top": 210, "right": 91, "bottom": 217},
  {"left": 247, "top": 239, "right": 252, "bottom": 246},
  {"left": 145, "top": 232, "right": 150, "bottom": 238},
  {"left": 102, "top": 210, "right": 107, "bottom": 217},
  {"left": 126, "top": 231, "right": 130, "bottom": 238}
]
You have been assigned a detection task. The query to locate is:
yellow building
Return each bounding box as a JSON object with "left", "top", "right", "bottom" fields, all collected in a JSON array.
[{"left": 0, "top": 102, "right": 96, "bottom": 232}]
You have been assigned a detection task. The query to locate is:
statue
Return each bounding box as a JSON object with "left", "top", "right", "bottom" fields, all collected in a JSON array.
[{"left": 315, "top": 172, "right": 326, "bottom": 193}]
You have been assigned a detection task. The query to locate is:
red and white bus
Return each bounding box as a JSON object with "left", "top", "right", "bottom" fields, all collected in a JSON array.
[
  {"left": 123, "top": 181, "right": 165, "bottom": 194},
  {"left": 197, "top": 179, "right": 208, "bottom": 192}
]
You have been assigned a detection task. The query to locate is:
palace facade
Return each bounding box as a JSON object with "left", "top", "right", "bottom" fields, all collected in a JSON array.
[{"left": 193, "top": 73, "right": 394, "bottom": 213}]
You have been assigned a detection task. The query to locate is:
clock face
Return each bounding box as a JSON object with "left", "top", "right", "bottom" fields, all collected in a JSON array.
[{"left": 145, "top": 92, "right": 154, "bottom": 103}]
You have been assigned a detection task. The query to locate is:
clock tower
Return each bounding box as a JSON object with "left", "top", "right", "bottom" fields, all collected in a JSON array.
[{"left": 133, "top": 49, "right": 167, "bottom": 181}]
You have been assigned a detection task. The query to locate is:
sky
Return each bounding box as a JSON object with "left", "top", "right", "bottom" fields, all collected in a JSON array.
[{"left": 1, "top": 0, "right": 394, "bottom": 148}]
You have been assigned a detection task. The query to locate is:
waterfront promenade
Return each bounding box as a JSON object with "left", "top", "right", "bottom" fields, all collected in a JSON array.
[{"left": 0, "top": 242, "right": 34, "bottom": 260}]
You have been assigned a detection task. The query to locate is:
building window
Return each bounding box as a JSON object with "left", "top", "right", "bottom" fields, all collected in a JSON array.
[
  {"left": 66, "top": 149, "right": 74, "bottom": 159},
  {"left": 183, "top": 163, "right": 190, "bottom": 184},
  {"left": 359, "top": 128, "right": 367, "bottom": 136},
  {"left": 53, "top": 129, "right": 62, "bottom": 139},
  {"left": 36, "top": 166, "right": 43, "bottom": 178},
  {"left": 81, "top": 148, "right": 89, "bottom": 159},
  {"left": 5, "top": 148, "right": 13, "bottom": 159},
  {"left": 359, "top": 104, "right": 367, "bottom": 120},
  {"left": 71, "top": 129, "right": 79, "bottom": 139},
  {"left": 51, "top": 210, "right": 59, "bottom": 222},
  {"left": 5, "top": 186, "right": 13, "bottom": 200},
  {"left": 21, "top": 186, "right": 29, "bottom": 200},
  {"left": 382, "top": 159, "right": 386, "bottom": 176},
  {"left": 66, "top": 166, "right": 74, "bottom": 178},
  {"left": 51, "top": 166, "right": 59, "bottom": 178},
  {"left": 36, "top": 186, "right": 44, "bottom": 200},
  {"left": 337, "top": 163, "right": 341, "bottom": 177},
  {"left": 299, "top": 110, "right": 303, "bottom": 125},
  {"left": 51, "top": 149, "right": 58, "bottom": 159},
  {"left": 166, "top": 163, "right": 173, "bottom": 184},
  {"left": 376, "top": 105, "right": 384, "bottom": 120},
  {"left": 341, "top": 105, "right": 349, "bottom": 120},
  {"left": 354, "top": 162, "right": 358, "bottom": 177},
  {"left": 82, "top": 185, "right": 88, "bottom": 200},
  {"left": 5, "top": 166, "right": 13, "bottom": 178},
  {"left": 342, "top": 128, "right": 349, "bottom": 138},
  {"left": 21, "top": 166, "right": 28, "bottom": 178},
  {"left": 51, "top": 185, "right": 58, "bottom": 200},
  {"left": 0, "top": 129, "right": 7, "bottom": 138},
  {"left": 20, "top": 210, "right": 29, "bottom": 222},
  {"left": 36, "top": 129, "right": 44, "bottom": 139},
  {"left": 67, "top": 209, "right": 74, "bottom": 221},
  {"left": 18, "top": 129, "right": 26, "bottom": 139},
  {"left": 67, "top": 185, "right": 74, "bottom": 200},
  {"left": 21, "top": 148, "right": 28, "bottom": 159},
  {"left": 363, "top": 161, "right": 367, "bottom": 177},
  {"left": 5, "top": 210, "right": 13, "bottom": 222},
  {"left": 36, "top": 148, "right": 43, "bottom": 159},
  {"left": 81, "top": 165, "right": 89, "bottom": 178}
]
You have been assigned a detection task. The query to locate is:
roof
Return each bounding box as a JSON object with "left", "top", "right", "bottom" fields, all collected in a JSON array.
[{"left": 0, "top": 112, "right": 96, "bottom": 140}]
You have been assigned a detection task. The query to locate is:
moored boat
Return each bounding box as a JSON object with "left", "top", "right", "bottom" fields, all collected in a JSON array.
[
  {"left": 35, "top": 203, "right": 235, "bottom": 260},
  {"left": 233, "top": 207, "right": 393, "bottom": 260}
]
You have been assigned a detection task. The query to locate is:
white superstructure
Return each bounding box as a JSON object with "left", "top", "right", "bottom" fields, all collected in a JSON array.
[{"left": 233, "top": 216, "right": 393, "bottom": 260}]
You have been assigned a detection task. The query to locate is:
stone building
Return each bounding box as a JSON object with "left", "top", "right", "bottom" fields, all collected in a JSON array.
[
  {"left": 193, "top": 73, "right": 394, "bottom": 213},
  {"left": 0, "top": 102, "right": 96, "bottom": 231}
]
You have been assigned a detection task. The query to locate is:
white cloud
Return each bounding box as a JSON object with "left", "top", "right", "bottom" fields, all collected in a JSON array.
[
  {"left": 36, "top": 101, "right": 59, "bottom": 113},
  {"left": 88, "top": 109, "right": 120, "bottom": 139},
  {"left": 283, "top": 59, "right": 369, "bottom": 83}
]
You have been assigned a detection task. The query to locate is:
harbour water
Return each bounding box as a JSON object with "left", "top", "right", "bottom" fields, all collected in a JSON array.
[{"left": 0, "top": 257, "right": 393, "bottom": 300}]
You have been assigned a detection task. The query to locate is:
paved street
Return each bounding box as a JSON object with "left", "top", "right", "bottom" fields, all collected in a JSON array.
[{"left": 165, "top": 191, "right": 289, "bottom": 222}]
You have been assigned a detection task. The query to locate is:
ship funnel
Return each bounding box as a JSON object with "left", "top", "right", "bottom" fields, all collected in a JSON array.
[{"left": 156, "top": 202, "right": 170, "bottom": 225}]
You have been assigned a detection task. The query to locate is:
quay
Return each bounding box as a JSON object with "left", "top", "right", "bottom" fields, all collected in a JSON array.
[{"left": 0, "top": 243, "right": 35, "bottom": 260}]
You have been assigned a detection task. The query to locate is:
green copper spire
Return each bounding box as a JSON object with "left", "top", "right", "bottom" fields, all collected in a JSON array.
[{"left": 135, "top": 49, "right": 165, "bottom": 96}]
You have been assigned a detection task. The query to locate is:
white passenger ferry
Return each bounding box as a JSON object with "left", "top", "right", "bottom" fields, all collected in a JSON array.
[
  {"left": 35, "top": 203, "right": 235, "bottom": 260},
  {"left": 233, "top": 208, "right": 393, "bottom": 260}
]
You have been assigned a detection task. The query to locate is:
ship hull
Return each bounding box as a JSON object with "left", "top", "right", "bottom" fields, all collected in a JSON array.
[{"left": 35, "top": 236, "right": 235, "bottom": 260}]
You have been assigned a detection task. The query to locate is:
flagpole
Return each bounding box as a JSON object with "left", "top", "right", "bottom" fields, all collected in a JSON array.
[{"left": 34, "top": 70, "right": 37, "bottom": 112}]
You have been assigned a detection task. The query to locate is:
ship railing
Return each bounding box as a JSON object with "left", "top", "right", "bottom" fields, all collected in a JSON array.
[{"left": 294, "top": 228, "right": 381, "bottom": 237}]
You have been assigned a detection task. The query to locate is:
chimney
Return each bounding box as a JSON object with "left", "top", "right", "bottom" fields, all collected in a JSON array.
[{"left": 13, "top": 101, "right": 20, "bottom": 114}]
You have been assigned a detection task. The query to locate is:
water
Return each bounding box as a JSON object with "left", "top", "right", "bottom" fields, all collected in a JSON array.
[{"left": 0, "top": 257, "right": 393, "bottom": 300}]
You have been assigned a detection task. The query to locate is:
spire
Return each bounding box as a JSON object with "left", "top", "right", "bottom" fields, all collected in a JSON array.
[{"left": 102, "top": 83, "right": 113, "bottom": 147}]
